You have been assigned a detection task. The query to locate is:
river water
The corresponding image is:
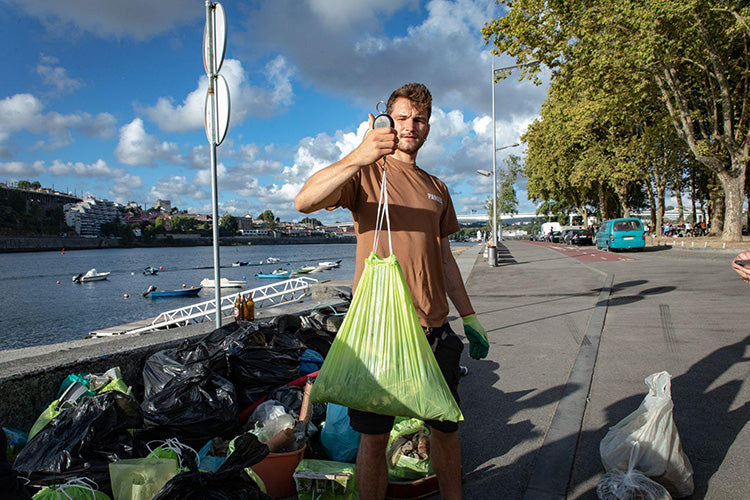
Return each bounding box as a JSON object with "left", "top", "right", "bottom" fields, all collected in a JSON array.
[{"left": 0, "top": 243, "right": 357, "bottom": 351}]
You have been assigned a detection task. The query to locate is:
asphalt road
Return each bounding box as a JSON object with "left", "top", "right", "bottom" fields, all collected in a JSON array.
[{"left": 438, "top": 240, "right": 749, "bottom": 500}]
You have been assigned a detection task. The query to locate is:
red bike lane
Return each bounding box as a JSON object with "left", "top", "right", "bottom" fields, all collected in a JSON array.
[{"left": 525, "top": 241, "right": 638, "bottom": 263}]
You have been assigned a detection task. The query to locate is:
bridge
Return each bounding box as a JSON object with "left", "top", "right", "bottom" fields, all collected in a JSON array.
[{"left": 457, "top": 212, "right": 540, "bottom": 223}]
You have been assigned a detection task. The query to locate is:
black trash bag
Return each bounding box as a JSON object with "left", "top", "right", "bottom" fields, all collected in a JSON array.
[
  {"left": 14, "top": 391, "right": 142, "bottom": 490},
  {"left": 227, "top": 345, "right": 300, "bottom": 409},
  {"left": 0, "top": 428, "right": 32, "bottom": 500},
  {"left": 140, "top": 366, "right": 239, "bottom": 449},
  {"left": 266, "top": 385, "right": 326, "bottom": 425},
  {"left": 153, "top": 433, "right": 272, "bottom": 500},
  {"left": 298, "top": 327, "right": 334, "bottom": 357},
  {"left": 143, "top": 323, "right": 265, "bottom": 398}
]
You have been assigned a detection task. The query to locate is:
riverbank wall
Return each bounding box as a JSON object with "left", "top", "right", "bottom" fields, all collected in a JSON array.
[
  {"left": 0, "top": 234, "right": 355, "bottom": 253},
  {"left": 0, "top": 281, "right": 348, "bottom": 431}
]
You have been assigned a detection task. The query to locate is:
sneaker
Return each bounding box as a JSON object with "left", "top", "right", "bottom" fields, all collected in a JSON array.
[{"left": 459, "top": 365, "right": 469, "bottom": 377}]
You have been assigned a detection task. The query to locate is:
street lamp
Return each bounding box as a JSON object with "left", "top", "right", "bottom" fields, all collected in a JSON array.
[
  {"left": 478, "top": 142, "right": 519, "bottom": 266},
  {"left": 488, "top": 57, "right": 538, "bottom": 266}
]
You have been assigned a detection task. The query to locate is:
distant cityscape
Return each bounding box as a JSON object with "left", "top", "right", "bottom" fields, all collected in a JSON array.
[{"left": 0, "top": 181, "right": 355, "bottom": 239}]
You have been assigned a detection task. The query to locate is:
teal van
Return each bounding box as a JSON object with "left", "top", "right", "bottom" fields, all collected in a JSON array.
[{"left": 595, "top": 218, "right": 645, "bottom": 251}]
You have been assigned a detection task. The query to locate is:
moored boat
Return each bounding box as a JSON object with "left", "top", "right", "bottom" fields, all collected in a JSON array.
[
  {"left": 257, "top": 269, "right": 292, "bottom": 279},
  {"left": 143, "top": 285, "right": 202, "bottom": 298},
  {"left": 200, "top": 278, "right": 247, "bottom": 288},
  {"left": 232, "top": 260, "right": 249, "bottom": 267},
  {"left": 317, "top": 260, "right": 342, "bottom": 270},
  {"left": 73, "top": 269, "right": 110, "bottom": 283},
  {"left": 143, "top": 266, "right": 159, "bottom": 275}
]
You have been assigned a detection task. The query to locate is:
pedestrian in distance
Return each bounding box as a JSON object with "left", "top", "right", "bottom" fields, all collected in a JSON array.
[
  {"left": 731, "top": 249, "right": 750, "bottom": 281},
  {"left": 294, "top": 83, "right": 489, "bottom": 500}
]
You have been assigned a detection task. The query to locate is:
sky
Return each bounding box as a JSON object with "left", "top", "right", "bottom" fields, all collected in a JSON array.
[{"left": 0, "top": 0, "right": 550, "bottom": 224}]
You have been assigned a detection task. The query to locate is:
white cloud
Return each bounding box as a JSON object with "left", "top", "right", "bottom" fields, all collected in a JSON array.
[
  {"left": 109, "top": 174, "right": 143, "bottom": 204},
  {"left": 115, "top": 118, "right": 182, "bottom": 167},
  {"left": 148, "top": 175, "right": 207, "bottom": 203},
  {"left": 8, "top": 0, "right": 201, "bottom": 40},
  {"left": 143, "top": 57, "right": 295, "bottom": 133},
  {"left": 48, "top": 158, "right": 121, "bottom": 177},
  {"left": 36, "top": 54, "right": 83, "bottom": 94},
  {"left": 0, "top": 160, "right": 46, "bottom": 177},
  {"left": 246, "top": 0, "right": 547, "bottom": 115},
  {"left": 0, "top": 93, "right": 116, "bottom": 147}
]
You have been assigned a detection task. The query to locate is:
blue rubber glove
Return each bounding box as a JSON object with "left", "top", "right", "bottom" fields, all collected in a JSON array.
[{"left": 462, "top": 313, "right": 489, "bottom": 359}]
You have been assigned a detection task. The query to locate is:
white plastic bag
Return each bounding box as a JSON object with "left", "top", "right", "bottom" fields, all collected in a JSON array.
[
  {"left": 600, "top": 371, "right": 693, "bottom": 498},
  {"left": 597, "top": 442, "right": 672, "bottom": 500},
  {"left": 249, "top": 400, "right": 295, "bottom": 443}
]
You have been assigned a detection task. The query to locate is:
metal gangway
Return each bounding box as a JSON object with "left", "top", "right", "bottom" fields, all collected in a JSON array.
[{"left": 89, "top": 276, "right": 319, "bottom": 338}]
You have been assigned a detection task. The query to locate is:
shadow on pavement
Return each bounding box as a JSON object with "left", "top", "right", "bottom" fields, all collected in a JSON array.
[
  {"left": 459, "top": 359, "right": 580, "bottom": 498},
  {"left": 567, "top": 334, "right": 750, "bottom": 498}
]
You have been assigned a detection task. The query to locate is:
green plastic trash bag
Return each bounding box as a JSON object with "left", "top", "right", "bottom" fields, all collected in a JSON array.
[
  {"left": 33, "top": 478, "right": 110, "bottom": 500},
  {"left": 293, "top": 459, "right": 357, "bottom": 500},
  {"left": 309, "top": 252, "right": 462, "bottom": 422},
  {"left": 109, "top": 458, "right": 177, "bottom": 500},
  {"left": 387, "top": 417, "right": 433, "bottom": 481},
  {"left": 29, "top": 367, "right": 131, "bottom": 441}
]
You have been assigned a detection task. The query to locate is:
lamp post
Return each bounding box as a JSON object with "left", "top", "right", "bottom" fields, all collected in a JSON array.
[
  {"left": 478, "top": 141, "right": 518, "bottom": 266},
  {"left": 488, "top": 57, "right": 539, "bottom": 266}
]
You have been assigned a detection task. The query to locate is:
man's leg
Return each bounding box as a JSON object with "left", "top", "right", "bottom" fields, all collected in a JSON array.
[
  {"left": 355, "top": 432, "right": 390, "bottom": 500},
  {"left": 430, "top": 428, "right": 462, "bottom": 500}
]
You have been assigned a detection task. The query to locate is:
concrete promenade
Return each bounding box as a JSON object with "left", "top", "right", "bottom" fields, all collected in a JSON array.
[{"left": 444, "top": 240, "right": 749, "bottom": 499}]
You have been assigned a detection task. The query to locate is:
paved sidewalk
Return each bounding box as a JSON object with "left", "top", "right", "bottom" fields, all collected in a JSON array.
[{"left": 444, "top": 241, "right": 749, "bottom": 499}]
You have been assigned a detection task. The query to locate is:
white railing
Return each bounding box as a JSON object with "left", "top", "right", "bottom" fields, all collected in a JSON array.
[{"left": 90, "top": 276, "right": 318, "bottom": 337}]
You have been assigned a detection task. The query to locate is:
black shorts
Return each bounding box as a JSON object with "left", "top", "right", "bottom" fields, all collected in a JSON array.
[{"left": 348, "top": 322, "right": 464, "bottom": 435}]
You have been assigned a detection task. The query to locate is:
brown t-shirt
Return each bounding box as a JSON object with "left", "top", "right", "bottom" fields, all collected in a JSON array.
[{"left": 328, "top": 156, "right": 460, "bottom": 327}]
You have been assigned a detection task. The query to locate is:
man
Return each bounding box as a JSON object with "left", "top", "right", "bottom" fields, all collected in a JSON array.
[{"left": 295, "top": 83, "right": 488, "bottom": 499}]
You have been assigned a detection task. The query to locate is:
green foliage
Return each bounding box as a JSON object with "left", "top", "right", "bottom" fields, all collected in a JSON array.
[
  {"left": 0, "top": 188, "right": 66, "bottom": 235},
  {"left": 259, "top": 210, "right": 275, "bottom": 223},
  {"left": 219, "top": 213, "right": 238, "bottom": 235},
  {"left": 484, "top": 0, "right": 750, "bottom": 240}
]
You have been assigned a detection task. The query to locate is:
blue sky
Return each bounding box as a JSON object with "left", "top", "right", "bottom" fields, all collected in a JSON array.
[{"left": 0, "top": 0, "right": 549, "bottom": 224}]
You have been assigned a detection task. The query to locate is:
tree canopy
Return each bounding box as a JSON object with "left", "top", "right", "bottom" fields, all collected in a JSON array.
[{"left": 484, "top": 0, "right": 750, "bottom": 240}]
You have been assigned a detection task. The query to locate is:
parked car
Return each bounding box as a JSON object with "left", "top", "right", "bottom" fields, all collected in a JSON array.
[
  {"left": 595, "top": 218, "right": 645, "bottom": 251},
  {"left": 564, "top": 229, "right": 593, "bottom": 246},
  {"left": 550, "top": 231, "right": 562, "bottom": 243}
]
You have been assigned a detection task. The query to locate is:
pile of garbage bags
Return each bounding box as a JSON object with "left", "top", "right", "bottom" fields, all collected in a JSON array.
[{"left": 1, "top": 311, "right": 346, "bottom": 499}]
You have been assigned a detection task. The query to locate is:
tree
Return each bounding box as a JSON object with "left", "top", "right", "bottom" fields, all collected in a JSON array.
[
  {"left": 16, "top": 180, "right": 31, "bottom": 190},
  {"left": 219, "top": 213, "right": 238, "bottom": 236},
  {"left": 259, "top": 210, "right": 275, "bottom": 223},
  {"left": 484, "top": 0, "right": 750, "bottom": 241}
]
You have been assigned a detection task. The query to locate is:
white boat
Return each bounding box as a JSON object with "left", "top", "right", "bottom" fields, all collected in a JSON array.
[
  {"left": 200, "top": 278, "right": 247, "bottom": 288},
  {"left": 73, "top": 268, "right": 110, "bottom": 283},
  {"left": 266, "top": 257, "right": 280, "bottom": 264},
  {"left": 317, "top": 260, "right": 342, "bottom": 270}
]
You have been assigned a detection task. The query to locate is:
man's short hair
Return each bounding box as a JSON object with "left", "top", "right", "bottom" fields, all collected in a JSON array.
[{"left": 386, "top": 83, "right": 432, "bottom": 119}]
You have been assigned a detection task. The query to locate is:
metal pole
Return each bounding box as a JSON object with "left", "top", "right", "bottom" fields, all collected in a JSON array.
[
  {"left": 206, "top": 1, "right": 222, "bottom": 328},
  {"left": 489, "top": 57, "right": 498, "bottom": 267}
]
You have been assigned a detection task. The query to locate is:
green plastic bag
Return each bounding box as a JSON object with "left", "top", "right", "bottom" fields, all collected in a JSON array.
[
  {"left": 294, "top": 459, "right": 357, "bottom": 500},
  {"left": 108, "top": 458, "right": 177, "bottom": 500},
  {"left": 309, "top": 252, "right": 463, "bottom": 422},
  {"left": 387, "top": 417, "right": 433, "bottom": 481},
  {"left": 33, "top": 478, "right": 110, "bottom": 499}
]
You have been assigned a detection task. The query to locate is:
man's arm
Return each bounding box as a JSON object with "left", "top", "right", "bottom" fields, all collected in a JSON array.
[
  {"left": 294, "top": 114, "right": 398, "bottom": 214},
  {"left": 441, "top": 237, "right": 473, "bottom": 316},
  {"left": 442, "top": 238, "right": 489, "bottom": 359}
]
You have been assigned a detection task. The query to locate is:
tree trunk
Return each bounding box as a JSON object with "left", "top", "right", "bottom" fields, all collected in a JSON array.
[
  {"left": 657, "top": 187, "right": 665, "bottom": 238},
  {"left": 675, "top": 190, "right": 684, "bottom": 223},
  {"left": 717, "top": 162, "right": 746, "bottom": 241},
  {"left": 614, "top": 182, "right": 629, "bottom": 217},
  {"left": 647, "top": 180, "right": 656, "bottom": 232},
  {"left": 709, "top": 191, "right": 725, "bottom": 236},
  {"left": 690, "top": 167, "right": 697, "bottom": 224}
]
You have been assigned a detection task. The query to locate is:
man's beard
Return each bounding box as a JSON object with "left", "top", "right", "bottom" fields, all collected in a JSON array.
[{"left": 397, "top": 136, "right": 424, "bottom": 154}]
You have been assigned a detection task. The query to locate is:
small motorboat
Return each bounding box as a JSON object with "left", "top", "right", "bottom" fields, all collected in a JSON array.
[
  {"left": 257, "top": 269, "right": 292, "bottom": 279},
  {"left": 317, "top": 260, "right": 342, "bottom": 270},
  {"left": 143, "top": 285, "right": 202, "bottom": 298},
  {"left": 292, "top": 266, "right": 315, "bottom": 274},
  {"left": 73, "top": 268, "right": 110, "bottom": 283},
  {"left": 143, "top": 266, "right": 159, "bottom": 275},
  {"left": 266, "top": 257, "right": 280, "bottom": 264},
  {"left": 200, "top": 278, "right": 247, "bottom": 288},
  {"left": 232, "top": 260, "right": 250, "bottom": 267}
]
